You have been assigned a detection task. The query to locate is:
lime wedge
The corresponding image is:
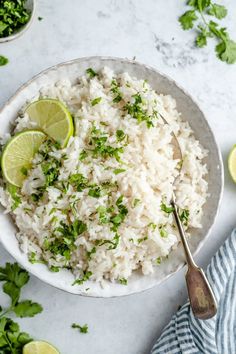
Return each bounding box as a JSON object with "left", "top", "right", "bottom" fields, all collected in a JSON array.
[
  {"left": 228, "top": 144, "right": 236, "bottom": 183},
  {"left": 25, "top": 99, "right": 74, "bottom": 147},
  {"left": 1, "top": 130, "right": 46, "bottom": 187},
  {"left": 23, "top": 341, "right": 59, "bottom": 354}
]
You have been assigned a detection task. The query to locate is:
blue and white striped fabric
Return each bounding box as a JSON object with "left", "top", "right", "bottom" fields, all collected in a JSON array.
[{"left": 151, "top": 229, "right": 236, "bottom": 354}]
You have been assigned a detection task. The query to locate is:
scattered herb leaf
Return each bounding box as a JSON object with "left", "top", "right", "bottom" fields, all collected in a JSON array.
[
  {"left": 71, "top": 323, "right": 88, "bottom": 333},
  {"left": 0, "top": 55, "right": 8, "bottom": 66}
]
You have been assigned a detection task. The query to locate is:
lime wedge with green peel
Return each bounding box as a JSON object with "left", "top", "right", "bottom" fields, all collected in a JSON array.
[
  {"left": 23, "top": 341, "right": 59, "bottom": 354},
  {"left": 1, "top": 130, "right": 46, "bottom": 187},
  {"left": 228, "top": 144, "right": 236, "bottom": 183},
  {"left": 25, "top": 99, "right": 74, "bottom": 147}
]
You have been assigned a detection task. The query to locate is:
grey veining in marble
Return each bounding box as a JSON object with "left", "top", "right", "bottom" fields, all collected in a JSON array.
[{"left": 0, "top": 1, "right": 236, "bottom": 353}]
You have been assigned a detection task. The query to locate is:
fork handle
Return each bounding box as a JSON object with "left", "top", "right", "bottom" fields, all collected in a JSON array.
[{"left": 171, "top": 197, "right": 217, "bottom": 320}]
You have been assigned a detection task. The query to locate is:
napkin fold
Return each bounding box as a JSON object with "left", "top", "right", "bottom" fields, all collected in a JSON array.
[{"left": 151, "top": 229, "right": 236, "bottom": 354}]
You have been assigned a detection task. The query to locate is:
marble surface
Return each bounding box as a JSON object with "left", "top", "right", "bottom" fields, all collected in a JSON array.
[{"left": 0, "top": 1, "right": 236, "bottom": 353}]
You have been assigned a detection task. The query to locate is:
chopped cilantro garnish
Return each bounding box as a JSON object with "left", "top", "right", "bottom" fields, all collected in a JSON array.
[
  {"left": 28, "top": 252, "right": 37, "bottom": 264},
  {"left": 132, "top": 198, "right": 141, "bottom": 208},
  {"left": 50, "top": 265, "right": 60, "bottom": 272},
  {"left": 86, "top": 68, "right": 97, "bottom": 78},
  {"left": 38, "top": 16, "right": 43, "bottom": 21},
  {"left": 79, "top": 149, "right": 88, "bottom": 161},
  {"left": 7, "top": 184, "right": 21, "bottom": 211},
  {"left": 110, "top": 196, "right": 128, "bottom": 231},
  {"left": 116, "top": 129, "right": 128, "bottom": 143},
  {"left": 69, "top": 173, "right": 89, "bottom": 192},
  {"left": 95, "top": 233, "right": 120, "bottom": 250},
  {"left": 179, "top": 209, "right": 190, "bottom": 226},
  {"left": 148, "top": 222, "right": 157, "bottom": 230},
  {"left": 124, "top": 93, "right": 157, "bottom": 128},
  {"left": 41, "top": 160, "right": 60, "bottom": 188},
  {"left": 31, "top": 193, "right": 42, "bottom": 202},
  {"left": 0, "top": 0, "right": 31, "bottom": 38},
  {"left": 111, "top": 79, "right": 122, "bottom": 103},
  {"left": 91, "top": 97, "right": 102, "bottom": 106},
  {"left": 119, "top": 278, "right": 128, "bottom": 285},
  {"left": 114, "top": 168, "right": 126, "bottom": 175},
  {"left": 97, "top": 206, "right": 110, "bottom": 224},
  {"left": 46, "top": 220, "right": 87, "bottom": 260},
  {"left": 71, "top": 323, "right": 88, "bottom": 333},
  {"left": 72, "top": 271, "right": 92, "bottom": 285},
  {"left": 138, "top": 236, "right": 148, "bottom": 243},
  {"left": 159, "top": 225, "right": 167, "bottom": 238},
  {"left": 160, "top": 202, "right": 174, "bottom": 214},
  {"left": 87, "top": 247, "right": 96, "bottom": 260},
  {"left": 88, "top": 185, "right": 101, "bottom": 198},
  {"left": 156, "top": 257, "right": 162, "bottom": 265},
  {"left": 90, "top": 126, "right": 124, "bottom": 162}
]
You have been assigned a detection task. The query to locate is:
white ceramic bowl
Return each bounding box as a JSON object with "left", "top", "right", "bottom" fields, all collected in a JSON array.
[
  {"left": 0, "top": 57, "right": 224, "bottom": 297},
  {"left": 0, "top": 0, "right": 35, "bottom": 43}
]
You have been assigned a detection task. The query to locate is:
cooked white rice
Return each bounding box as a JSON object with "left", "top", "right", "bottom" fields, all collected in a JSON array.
[{"left": 0, "top": 67, "right": 208, "bottom": 285}]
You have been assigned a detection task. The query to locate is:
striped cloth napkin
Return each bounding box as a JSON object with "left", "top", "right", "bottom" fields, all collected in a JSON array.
[{"left": 151, "top": 229, "right": 236, "bottom": 354}]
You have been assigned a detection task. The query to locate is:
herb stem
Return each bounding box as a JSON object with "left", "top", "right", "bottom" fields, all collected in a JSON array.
[{"left": 0, "top": 307, "right": 12, "bottom": 318}]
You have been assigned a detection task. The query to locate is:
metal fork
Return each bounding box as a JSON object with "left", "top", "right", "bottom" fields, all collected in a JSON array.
[{"left": 160, "top": 114, "right": 217, "bottom": 320}]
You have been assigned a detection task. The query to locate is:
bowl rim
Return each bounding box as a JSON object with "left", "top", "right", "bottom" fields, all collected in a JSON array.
[
  {"left": 0, "top": 0, "right": 36, "bottom": 43},
  {"left": 0, "top": 56, "right": 224, "bottom": 297}
]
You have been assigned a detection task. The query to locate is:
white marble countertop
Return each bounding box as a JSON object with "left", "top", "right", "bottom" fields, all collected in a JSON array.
[{"left": 0, "top": 1, "right": 236, "bottom": 353}]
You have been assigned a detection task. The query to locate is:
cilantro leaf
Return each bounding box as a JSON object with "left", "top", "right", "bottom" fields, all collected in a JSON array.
[
  {"left": 3, "top": 282, "right": 20, "bottom": 305},
  {"left": 179, "top": 10, "right": 198, "bottom": 30},
  {"left": 196, "top": 25, "right": 211, "bottom": 47},
  {"left": 216, "top": 39, "right": 236, "bottom": 64},
  {"left": 91, "top": 97, "right": 102, "bottom": 106},
  {"left": 160, "top": 202, "right": 174, "bottom": 214},
  {"left": 111, "top": 79, "right": 122, "bottom": 103},
  {"left": 196, "top": 32, "right": 207, "bottom": 47},
  {"left": 196, "top": 0, "right": 211, "bottom": 11},
  {"left": 71, "top": 323, "right": 88, "bottom": 333},
  {"left": 72, "top": 271, "right": 92, "bottom": 285},
  {"left": 7, "top": 184, "right": 21, "bottom": 211},
  {"left": 0, "top": 263, "right": 29, "bottom": 288},
  {"left": 86, "top": 68, "right": 97, "bottom": 78},
  {"left": 14, "top": 300, "right": 43, "bottom": 318},
  {"left": 208, "top": 4, "right": 227, "bottom": 19},
  {"left": 179, "top": 208, "right": 190, "bottom": 226},
  {"left": 119, "top": 278, "right": 127, "bottom": 285},
  {"left": 113, "top": 168, "right": 126, "bottom": 175},
  {"left": 159, "top": 225, "right": 168, "bottom": 238},
  {"left": 0, "top": 55, "right": 8, "bottom": 66}
]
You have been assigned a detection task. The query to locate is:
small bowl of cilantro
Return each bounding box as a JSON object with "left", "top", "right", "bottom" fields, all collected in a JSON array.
[{"left": 0, "top": 0, "right": 35, "bottom": 43}]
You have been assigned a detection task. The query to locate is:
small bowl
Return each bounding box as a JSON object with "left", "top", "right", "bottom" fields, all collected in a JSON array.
[{"left": 0, "top": 0, "right": 35, "bottom": 43}]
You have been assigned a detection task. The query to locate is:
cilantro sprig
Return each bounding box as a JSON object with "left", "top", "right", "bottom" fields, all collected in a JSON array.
[
  {"left": 0, "top": 263, "right": 43, "bottom": 352},
  {"left": 0, "top": 263, "right": 43, "bottom": 318},
  {"left": 179, "top": 0, "right": 236, "bottom": 64}
]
